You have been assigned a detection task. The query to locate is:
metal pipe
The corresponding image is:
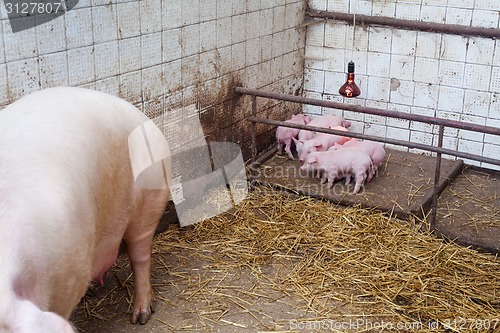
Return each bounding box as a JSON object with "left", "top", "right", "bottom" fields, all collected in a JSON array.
[
  {"left": 251, "top": 95, "right": 257, "bottom": 169},
  {"left": 306, "top": 9, "right": 500, "bottom": 39},
  {"left": 431, "top": 125, "right": 445, "bottom": 229},
  {"left": 235, "top": 87, "right": 500, "bottom": 136},
  {"left": 246, "top": 116, "right": 500, "bottom": 166}
]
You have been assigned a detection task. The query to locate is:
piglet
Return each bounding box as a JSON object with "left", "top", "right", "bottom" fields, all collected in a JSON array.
[
  {"left": 296, "top": 126, "right": 349, "bottom": 162},
  {"left": 0, "top": 87, "right": 172, "bottom": 332},
  {"left": 296, "top": 115, "right": 351, "bottom": 157},
  {"left": 276, "top": 113, "right": 312, "bottom": 160},
  {"left": 301, "top": 148, "right": 373, "bottom": 194},
  {"left": 329, "top": 139, "right": 385, "bottom": 182}
]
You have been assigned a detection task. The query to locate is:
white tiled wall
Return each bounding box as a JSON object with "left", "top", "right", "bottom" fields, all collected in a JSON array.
[
  {"left": 304, "top": 0, "right": 500, "bottom": 170},
  {"left": 0, "top": 0, "right": 306, "bottom": 158}
]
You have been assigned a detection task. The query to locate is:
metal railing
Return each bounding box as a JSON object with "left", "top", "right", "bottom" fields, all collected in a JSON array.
[
  {"left": 306, "top": 9, "right": 500, "bottom": 39},
  {"left": 235, "top": 86, "right": 500, "bottom": 228}
]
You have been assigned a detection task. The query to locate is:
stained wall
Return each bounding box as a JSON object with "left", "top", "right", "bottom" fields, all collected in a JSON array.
[{"left": 0, "top": 0, "right": 307, "bottom": 159}]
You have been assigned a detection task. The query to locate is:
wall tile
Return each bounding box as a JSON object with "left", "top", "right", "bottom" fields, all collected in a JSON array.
[
  {"left": 415, "top": 32, "right": 441, "bottom": 58},
  {"left": 181, "top": 24, "right": 200, "bottom": 57},
  {"left": 162, "top": 1, "right": 182, "bottom": 29},
  {"left": 390, "top": 79, "right": 415, "bottom": 105},
  {"left": 438, "top": 86, "right": 464, "bottom": 113},
  {"left": 95, "top": 40, "right": 119, "bottom": 80},
  {"left": 3, "top": 19, "right": 37, "bottom": 61},
  {"left": 413, "top": 57, "right": 439, "bottom": 84},
  {"left": 119, "top": 36, "right": 141, "bottom": 73},
  {"left": 440, "top": 35, "right": 467, "bottom": 62},
  {"left": 39, "top": 52, "right": 69, "bottom": 88},
  {"left": 445, "top": 7, "right": 472, "bottom": 26},
  {"left": 324, "top": 48, "right": 345, "bottom": 72},
  {"left": 464, "top": 63, "right": 491, "bottom": 92},
  {"left": 366, "top": 76, "right": 391, "bottom": 102},
  {"left": 466, "top": 38, "right": 494, "bottom": 65},
  {"left": 462, "top": 89, "right": 490, "bottom": 117},
  {"left": 420, "top": 5, "right": 446, "bottom": 23},
  {"left": 36, "top": 16, "right": 66, "bottom": 55},
  {"left": 368, "top": 27, "right": 392, "bottom": 53},
  {"left": 366, "top": 52, "right": 391, "bottom": 77},
  {"left": 68, "top": 46, "right": 95, "bottom": 86},
  {"left": 472, "top": 9, "right": 499, "bottom": 29},
  {"left": 327, "top": 0, "right": 349, "bottom": 12},
  {"left": 390, "top": 55, "right": 415, "bottom": 81},
  {"left": 117, "top": 2, "right": 140, "bottom": 38},
  {"left": 141, "top": 32, "right": 162, "bottom": 68},
  {"left": 438, "top": 60, "right": 464, "bottom": 88},
  {"left": 391, "top": 30, "right": 416, "bottom": 56},
  {"left": 395, "top": 3, "right": 421, "bottom": 20},
  {"left": 141, "top": 0, "right": 162, "bottom": 33},
  {"left": 324, "top": 22, "right": 346, "bottom": 49},
  {"left": 413, "top": 82, "right": 438, "bottom": 109}
]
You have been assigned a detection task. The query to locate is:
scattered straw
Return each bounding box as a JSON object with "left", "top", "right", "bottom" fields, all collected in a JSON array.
[
  {"left": 154, "top": 185, "right": 500, "bottom": 332},
  {"left": 438, "top": 168, "right": 499, "bottom": 231},
  {"left": 76, "top": 184, "right": 500, "bottom": 332}
]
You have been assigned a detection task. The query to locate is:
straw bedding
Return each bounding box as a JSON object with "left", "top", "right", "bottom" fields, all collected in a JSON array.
[
  {"left": 148, "top": 185, "right": 500, "bottom": 332},
  {"left": 78, "top": 185, "right": 500, "bottom": 332},
  {"left": 439, "top": 169, "right": 499, "bottom": 230}
]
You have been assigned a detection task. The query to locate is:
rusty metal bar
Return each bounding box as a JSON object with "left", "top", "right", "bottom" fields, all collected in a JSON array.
[
  {"left": 307, "top": 9, "right": 500, "bottom": 39},
  {"left": 430, "top": 125, "right": 445, "bottom": 229},
  {"left": 250, "top": 95, "right": 258, "bottom": 181},
  {"left": 236, "top": 87, "right": 500, "bottom": 137},
  {"left": 247, "top": 116, "right": 500, "bottom": 166}
]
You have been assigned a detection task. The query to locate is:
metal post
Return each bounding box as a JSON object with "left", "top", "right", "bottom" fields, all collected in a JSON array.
[
  {"left": 430, "top": 125, "right": 445, "bottom": 230},
  {"left": 250, "top": 95, "right": 258, "bottom": 182}
]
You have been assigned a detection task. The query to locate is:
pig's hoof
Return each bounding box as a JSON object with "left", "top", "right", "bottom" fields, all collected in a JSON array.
[{"left": 131, "top": 304, "right": 154, "bottom": 325}]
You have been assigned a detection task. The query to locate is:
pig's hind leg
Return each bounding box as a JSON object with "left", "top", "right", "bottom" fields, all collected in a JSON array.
[
  {"left": 367, "top": 164, "right": 376, "bottom": 182},
  {"left": 344, "top": 172, "right": 352, "bottom": 185},
  {"left": 123, "top": 189, "right": 169, "bottom": 325},
  {"left": 277, "top": 141, "right": 283, "bottom": 155},
  {"left": 352, "top": 168, "right": 368, "bottom": 194},
  {"left": 284, "top": 139, "right": 295, "bottom": 160}
]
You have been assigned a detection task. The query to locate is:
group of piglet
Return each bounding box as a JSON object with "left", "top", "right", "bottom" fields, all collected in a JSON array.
[{"left": 276, "top": 114, "right": 386, "bottom": 194}]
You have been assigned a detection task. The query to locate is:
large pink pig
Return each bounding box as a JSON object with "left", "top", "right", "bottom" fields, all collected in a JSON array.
[
  {"left": 296, "top": 115, "right": 351, "bottom": 157},
  {"left": 301, "top": 149, "right": 373, "bottom": 194},
  {"left": 296, "top": 126, "right": 349, "bottom": 162},
  {"left": 0, "top": 87, "right": 171, "bottom": 332},
  {"left": 329, "top": 139, "right": 386, "bottom": 182},
  {"left": 276, "top": 113, "right": 311, "bottom": 160}
]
